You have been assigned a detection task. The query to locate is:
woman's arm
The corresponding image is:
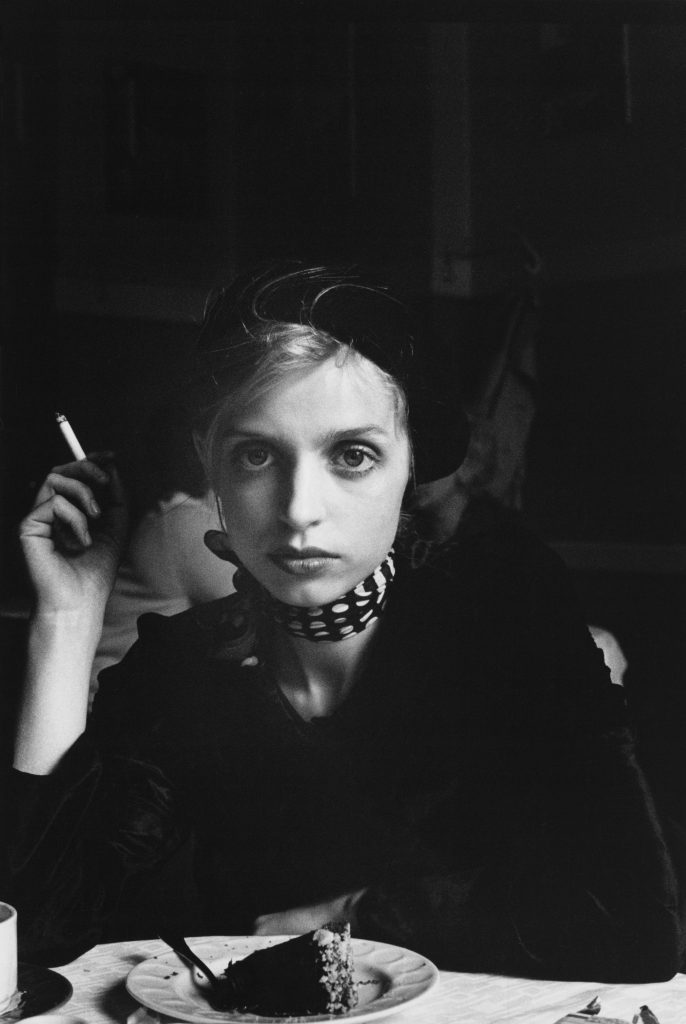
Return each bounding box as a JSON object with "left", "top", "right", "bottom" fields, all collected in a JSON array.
[
  {"left": 8, "top": 636, "right": 186, "bottom": 963},
  {"left": 7, "top": 734, "right": 185, "bottom": 962},
  {"left": 355, "top": 723, "right": 682, "bottom": 981},
  {"left": 14, "top": 456, "right": 128, "bottom": 774}
]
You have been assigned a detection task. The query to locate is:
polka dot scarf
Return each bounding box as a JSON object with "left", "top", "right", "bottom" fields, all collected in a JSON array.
[{"left": 253, "top": 551, "right": 396, "bottom": 642}]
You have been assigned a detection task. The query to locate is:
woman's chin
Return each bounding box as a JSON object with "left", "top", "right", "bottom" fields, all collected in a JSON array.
[
  {"left": 257, "top": 567, "right": 351, "bottom": 609},
  {"left": 268, "top": 580, "right": 346, "bottom": 608}
]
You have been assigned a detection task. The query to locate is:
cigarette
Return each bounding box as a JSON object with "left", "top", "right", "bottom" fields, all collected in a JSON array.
[{"left": 55, "top": 412, "right": 87, "bottom": 461}]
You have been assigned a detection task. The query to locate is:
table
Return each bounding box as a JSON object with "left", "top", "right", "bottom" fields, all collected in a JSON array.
[{"left": 52, "top": 938, "right": 686, "bottom": 1024}]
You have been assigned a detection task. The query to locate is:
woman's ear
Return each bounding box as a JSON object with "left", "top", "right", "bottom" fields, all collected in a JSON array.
[{"left": 204, "top": 530, "right": 238, "bottom": 563}]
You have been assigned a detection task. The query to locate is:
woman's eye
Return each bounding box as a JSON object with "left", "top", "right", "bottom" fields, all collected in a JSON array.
[
  {"left": 237, "top": 446, "right": 272, "bottom": 469},
  {"left": 334, "top": 445, "right": 377, "bottom": 474},
  {"left": 342, "top": 449, "right": 366, "bottom": 468}
]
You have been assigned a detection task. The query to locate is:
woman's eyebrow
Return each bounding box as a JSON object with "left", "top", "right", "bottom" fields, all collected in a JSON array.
[
  {"left": 223, "top": 425, "right": 390, "bottom": 443},
  {"left": 318, "top": 425, "right": 390, "bottom": 444},
  {"left": 222, "top": 428, "right": 272, "bottom": 440}
]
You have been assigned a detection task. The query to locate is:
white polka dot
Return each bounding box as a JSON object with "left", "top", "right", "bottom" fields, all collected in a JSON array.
[
  {"left": 308, "top": 608, "right": 323, "bottom": 616},
  {"left": 332, "top": 603, "right": 349, "bottom": 613},
  {"left": 314, "top": 630, "right": 329, "bottom": 637},
  {"left": 340, "top": 625, "right": 354, "bottom": 634},
  {"left": 355, "top": 599, "right": 369, "bottom": 606},
  {"left": 309, "top": 621, "right": 325, "bottom": 628},
  {"left": 334, "top": 617, "right": 346, "bottom": 623}
]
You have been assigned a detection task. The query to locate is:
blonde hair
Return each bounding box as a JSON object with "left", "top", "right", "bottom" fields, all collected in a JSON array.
[{"left": 195, "top": 319, "right": 410, "bottom": 491}]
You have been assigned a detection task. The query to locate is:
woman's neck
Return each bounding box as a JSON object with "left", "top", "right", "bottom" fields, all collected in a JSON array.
[{"left": 262, "top": 617, "right": 380, "bottom": 721}]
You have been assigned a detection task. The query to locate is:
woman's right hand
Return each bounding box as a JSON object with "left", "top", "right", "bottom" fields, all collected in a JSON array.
[
  {"left": 19, "top": 455, "right": 129, "bottom": 615},
  {"left": 15, "top": 456, "right": 129, "bottom": 774}
]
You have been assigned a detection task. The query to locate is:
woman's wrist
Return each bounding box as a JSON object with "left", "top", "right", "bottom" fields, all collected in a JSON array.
[
  {"left": 30, "top": 602, "right": 106, "bottom": 641},
  {"left": 15, "top": 608, "right": 103, "bottom": 775},
  {"left": 27, "top": 606, "right": 105, "bottom": 675}
]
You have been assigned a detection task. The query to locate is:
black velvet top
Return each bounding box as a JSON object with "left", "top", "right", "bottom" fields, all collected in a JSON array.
[{"left": 5, "top": 500, "right": 685, "bottom": 980}]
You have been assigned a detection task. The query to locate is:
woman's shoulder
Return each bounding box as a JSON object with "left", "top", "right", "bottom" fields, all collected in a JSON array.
[
  {"left": 393, "top": 497, "right": 622, "bottom": 730},
  {"left": 97, "top": 592, "right": 256, "bottom": 695},
  {"left": 394, "top": 495, "right": 593, "bottom": 662},
  {"left": 137, "top": 591, "right": 249, "bottom": 646},
  {"left": 91, "top": 592, "right": 259, "bottom": 748}
]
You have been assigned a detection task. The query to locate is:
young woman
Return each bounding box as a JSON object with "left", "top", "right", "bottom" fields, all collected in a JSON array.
[{"left": 8, "top": 266, "right": 684, "bottom": 979}]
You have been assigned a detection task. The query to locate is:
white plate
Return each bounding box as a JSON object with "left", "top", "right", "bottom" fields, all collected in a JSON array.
[
  {"left": 126, "top": 935, "right": 439, "bottom": 1023},
  {"left": 20, "top": 1017, "right": 87, "bottom": 1024}
]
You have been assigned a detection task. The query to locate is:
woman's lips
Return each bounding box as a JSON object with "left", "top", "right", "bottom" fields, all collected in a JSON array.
[{"left": 267, "top": 549, "right": 340, "bottom": 577}]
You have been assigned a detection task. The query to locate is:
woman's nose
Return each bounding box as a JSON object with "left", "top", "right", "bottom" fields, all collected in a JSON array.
[{"left": 278, "top": 460, "right": 326, "bottom": 531}]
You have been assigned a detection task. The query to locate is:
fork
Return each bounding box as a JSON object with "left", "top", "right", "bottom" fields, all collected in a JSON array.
[{"left": 157, "top": 929, "right": 223, "bottom": 995}]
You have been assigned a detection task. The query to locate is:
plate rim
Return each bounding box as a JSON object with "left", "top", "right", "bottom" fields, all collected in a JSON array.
[{"left": 126, "top": 934, "right": 439, "bottom": 1024}]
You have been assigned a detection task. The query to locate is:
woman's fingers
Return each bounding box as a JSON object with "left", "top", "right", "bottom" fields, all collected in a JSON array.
[
  {"left": 34, "top": 472, "right": 103, "bottom": 519},
  {"left": 18, "top": 454, "right": 128, "bottom": 616},
  {"left": 22, "top": 492, "right": 92, "bottom": 549},
  {"left": 23, "top": 454, "right": 128, "bottom": 557},
  {"left": 33, "top": 458, "right": 109, "bottom": 507}
]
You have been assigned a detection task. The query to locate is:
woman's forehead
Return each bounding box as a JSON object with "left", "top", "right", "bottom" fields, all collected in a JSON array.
[{"left": 224, "top": 353, "right": 406, "bottom": 435}]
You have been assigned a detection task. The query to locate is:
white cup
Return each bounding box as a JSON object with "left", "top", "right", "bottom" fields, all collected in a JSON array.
[{"left": 0, "top": 902, "right": 18, "bottom": 1014}]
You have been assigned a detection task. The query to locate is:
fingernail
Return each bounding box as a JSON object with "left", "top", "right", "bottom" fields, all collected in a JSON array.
[{"left": 90, "top": 499, "right": 101, "bottom": 516}]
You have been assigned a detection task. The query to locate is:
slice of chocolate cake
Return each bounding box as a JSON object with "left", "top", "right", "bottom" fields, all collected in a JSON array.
[{"left": 215, "top": 921, "right": 358, "bottom": 1016}]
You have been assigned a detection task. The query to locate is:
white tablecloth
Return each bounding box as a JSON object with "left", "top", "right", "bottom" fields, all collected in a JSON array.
[{"left": 52, "top": 937, "right": 686, "bottom": 1024}]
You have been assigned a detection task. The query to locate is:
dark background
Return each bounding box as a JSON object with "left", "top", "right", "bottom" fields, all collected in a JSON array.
[{"left": 1, "top": 6, "right": 685, "bottom": 784}]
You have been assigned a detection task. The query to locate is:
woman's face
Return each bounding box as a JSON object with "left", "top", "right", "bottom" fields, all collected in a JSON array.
[{"left": 216, "top": 354, "right": 411, "bottom": 606}]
